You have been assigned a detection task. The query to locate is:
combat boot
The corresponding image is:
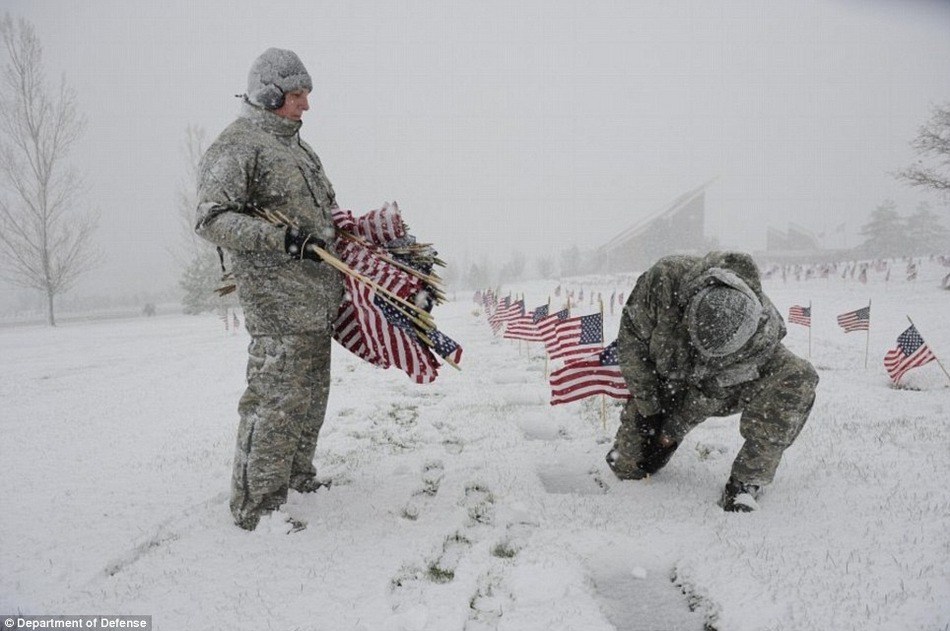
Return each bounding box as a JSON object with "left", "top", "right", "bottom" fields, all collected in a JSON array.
[
  {"left": 720, "top": 476, "right": 760, "bottom": 512},
  {"left": 290, "top": 474, "right": 330, "bottom": 493}
]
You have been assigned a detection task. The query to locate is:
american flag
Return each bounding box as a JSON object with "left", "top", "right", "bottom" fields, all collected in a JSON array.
[
  {"left": 334, "top": 276, "right": 445, "bottom": 384},
  {"left": 788, "top": 304, "right": 811, "bottom": 327},
  {"left": 883, "top": 325, "right": 936, "bottom": 385},
  {"left": 332, "top": 205, "right": 405, "bottom": 245},
  {"left": 488, "top": 299, "right": 524, "bottom": 333},
  {"left": 836, "top": 306, "right": 870, "bottom": 333},
  {"left": 549, "top": 340, "right": 631, "bottom": 405},
  {"left": 427, "top": 328, "right": 463, "bottom": 365},
  {"left": 548, "top": 312, "right": 604, "bottom": 361},
  {"left": 503, "top": 304, "right": 549, "bottom": 341},
  {"left": 537, "top": 309, "right": 570, "bottom": 346}
]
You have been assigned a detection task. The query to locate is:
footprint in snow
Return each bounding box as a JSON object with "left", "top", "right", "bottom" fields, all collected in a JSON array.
[
  {"left": 402, "top": 460, "right": 446, "bottom": 521},
  {"left": 537, "top": 463, "right": 610, "bottom": 496}
]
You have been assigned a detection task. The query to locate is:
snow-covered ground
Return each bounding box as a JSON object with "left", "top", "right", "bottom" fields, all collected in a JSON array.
[{"left": 1, "top": 260, "right": 948, "bottom": 631}]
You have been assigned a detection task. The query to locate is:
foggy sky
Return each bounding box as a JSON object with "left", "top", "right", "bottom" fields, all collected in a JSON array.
[{"left": 3, "top": 0, "right": 950, "bottom": 301}]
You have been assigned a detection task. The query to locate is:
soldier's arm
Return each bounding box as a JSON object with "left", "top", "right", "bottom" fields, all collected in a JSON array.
[
  {"left": 618, "top": 267, "right": 667, "bottom": 418},
  {"left": 195, "top": 148, "right": 286, "bottom": 254}
]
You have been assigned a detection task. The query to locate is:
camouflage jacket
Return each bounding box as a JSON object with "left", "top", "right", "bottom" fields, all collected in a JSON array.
[
  {"left": 196, "top": 102, "right": 343, "bottom": 336},
  {"left": 617, "top": 251, "right": 786, "bottom": 418}
]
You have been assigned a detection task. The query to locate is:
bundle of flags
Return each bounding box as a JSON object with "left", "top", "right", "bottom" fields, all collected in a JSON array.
[
  {"left": 217, "top": 201, "right": 465, "bottom": 384},
  {"left": 329, "top": 205, "right": 462, "bottom": 383}
]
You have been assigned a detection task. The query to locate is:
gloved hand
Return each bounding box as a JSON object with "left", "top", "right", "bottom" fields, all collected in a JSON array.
[
  {"left": 605, "top": 447, "right": 649, "bottom": 480},
  {"left": 285, "top": 227, "right": 326, "bottom": 262},
  {"left": 606, "top": 412, "right": 679, "bottom": 480},
  {"left": 634, "top": 412, "right": 666, "bottom": 439},
  {"left": 413, "top": 289, "right": 434, "bottom": 313}
]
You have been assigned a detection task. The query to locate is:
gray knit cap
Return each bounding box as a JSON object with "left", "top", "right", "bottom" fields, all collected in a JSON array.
[
  {"left": 687, "top": 285, "right": 763, "bottom": 358},
  {"left": 246, "top": 48, "right": 313, "bottom": 110}
]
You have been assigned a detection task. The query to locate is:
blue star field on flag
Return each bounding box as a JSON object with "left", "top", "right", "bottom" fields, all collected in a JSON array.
[
  {"left": 599, "top": 339, "right": 620, "bottom": 365},
  {"left": 532, "top": 304, "right": 549, "bottom": 324},
  {"left": 579, "top": 313, "right": 604, "bottom": 345}
]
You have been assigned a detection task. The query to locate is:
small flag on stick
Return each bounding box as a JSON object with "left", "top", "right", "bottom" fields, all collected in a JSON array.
[
  {"left": 788, "top": 304, "right": 811, "bottom": 327},
  {"left": 549, "top": 341, "right": 631, "bottom": 405},
  {"left": 884, "top": 323, "right": 936, "bottom": 385},
  {"left": 836, "top": 305, "right": 870, "bottom": 333}
]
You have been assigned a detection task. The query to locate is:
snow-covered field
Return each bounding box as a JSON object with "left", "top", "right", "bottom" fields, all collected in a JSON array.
[{"left": 1, "top": 261, "right": 948, "bottom": 631}]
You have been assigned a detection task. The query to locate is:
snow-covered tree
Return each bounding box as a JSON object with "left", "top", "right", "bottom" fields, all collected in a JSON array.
[
  {"left": 857, "top": 200, "right": 908, "bottom": 258},
  {"left": 0, "top": 15, "right": 99, "bottom": 326},
  {"left": 898, "top": 102, "right": 950, "bottom": 197},
  {"left": 905, "top": 202, "right": 950, "bottom": 256}
]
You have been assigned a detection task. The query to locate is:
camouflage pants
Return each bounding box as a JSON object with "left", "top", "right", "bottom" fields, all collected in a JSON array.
[
  {"left": 230, "top": 333, "right": 333, "bottom": 529},
  {"left": 616, "top": 345, "right": 818, "bottom": 485}
]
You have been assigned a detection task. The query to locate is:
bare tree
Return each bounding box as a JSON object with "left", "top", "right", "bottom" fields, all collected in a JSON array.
[
  {"left": 897, "top": 102, "right": 950, "bottom": 196},
  {"left": 0, "top": 15, "right": 99, "bottom": 325},
  {"left": 173, "top": 124, "right": 208, "bottom": 265},
  {"left": 174, "top": 124, "right": 237, "bottom": 315}
]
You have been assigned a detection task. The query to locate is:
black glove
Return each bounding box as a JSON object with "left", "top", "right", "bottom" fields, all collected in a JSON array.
[
  {"left": 606, "top": 413, "right": 678, "bottom": 480},
  {"left": 285, "top": 227, "right": 326, "bottom": 262},
  {"left": 635, "top": 413, "right": 678, "bottom": 474}
]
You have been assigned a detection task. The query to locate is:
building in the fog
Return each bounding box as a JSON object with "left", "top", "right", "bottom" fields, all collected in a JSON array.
[
  {"left": 758, "top": 223, "right": 841, "bottom": 264},
  {"left": 599, "top": 181, "right": 713, "bottom": 272}
]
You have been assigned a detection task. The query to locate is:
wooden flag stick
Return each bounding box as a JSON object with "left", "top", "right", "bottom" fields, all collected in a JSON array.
[
  {"left": 339, "top": 232, "right": 445, "bottom": 297},
  {"left": 906, "top": 316, "right": 950, "bottom": 385},
  {"left": 863, "top": 298, "right": 871, "bottom": 369},
  {"left": 808, "top": 300, "right": 812, "bottom": 358},
  {"left": 599, "top": 297, "right": 607, "bottom": 431},
  {"left": 544, "top": 296, "right": 551, "bottom": 379},
  {"left": 258, "top": 207, "right": 436, "bottom": 328}
]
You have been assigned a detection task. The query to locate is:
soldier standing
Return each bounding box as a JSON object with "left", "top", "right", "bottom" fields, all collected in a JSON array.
[
  {"left": 196, "top": 48, "right": 343, "bottom": 530},
  {"left": 606, "top": 251, "right": 818, "bottom": 511}
]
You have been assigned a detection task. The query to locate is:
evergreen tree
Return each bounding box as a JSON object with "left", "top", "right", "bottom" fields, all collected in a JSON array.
[
  {"left": 535, "top": 256, "right": 555, "bottom": 280},
  {"left": 179, "top": 248, "right": 235, "bottom": 315},
  {"left": 499, "top": 251, "right": 526, "bottom": 282},
  {"left": 857, "top": 200, "right": 908, "bottom": 258},
  {"left": 905, "top": 202, "right": 950, "bottom": 255}
]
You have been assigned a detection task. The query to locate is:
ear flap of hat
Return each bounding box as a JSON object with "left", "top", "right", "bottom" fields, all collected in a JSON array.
[{"left": 253, "top": 84, "right": 285, "bottom": 110}]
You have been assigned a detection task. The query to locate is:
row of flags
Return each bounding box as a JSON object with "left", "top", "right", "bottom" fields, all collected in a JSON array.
[
  {"left": 787, "top": 304, "right": 870, "bottom": 333},
  {"left": 482, "top": 289, "right": 943, "bottom": 399},
  {"left": 552, "top": 285, "right": 626, "bottom": 315},
  {"left": 763, "top": 256, "right": 950, "bottom": 284},
  {"left": 787, "top": 302, "right": 942, "bottom": 385},
  {"left": 478, "top": 291, "right": 630, "bottom": 406},
  {"left": 220, "top": 309, "right": 241, "bottom": 333}
]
